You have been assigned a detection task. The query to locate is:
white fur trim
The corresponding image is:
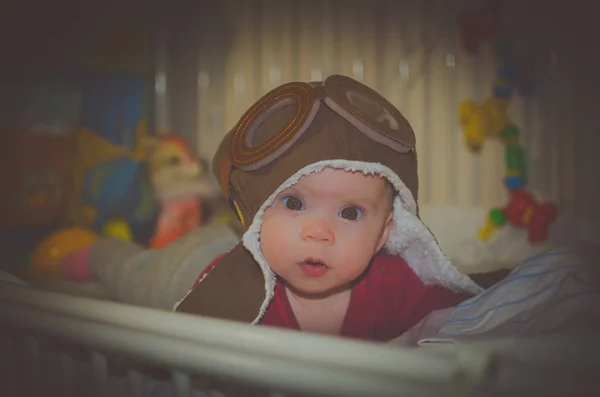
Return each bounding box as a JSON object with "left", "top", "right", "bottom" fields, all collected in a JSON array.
[{"left": 242, "top": 160, "right": 484, "bottom": 324}]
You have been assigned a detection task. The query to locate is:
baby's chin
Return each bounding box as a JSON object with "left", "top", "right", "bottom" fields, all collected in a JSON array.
[{"left": 283, "top": 279, "right": 352, "bottom": 300}]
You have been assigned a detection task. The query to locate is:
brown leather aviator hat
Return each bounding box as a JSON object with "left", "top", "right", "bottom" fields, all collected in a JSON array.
[{"left": 175, "top": 75, "right": 482, "bottom": 323}]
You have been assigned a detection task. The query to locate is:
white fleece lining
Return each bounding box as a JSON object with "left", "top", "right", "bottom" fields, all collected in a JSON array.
[{"left": 242, "top": 160, "right": 484, "bottom": 325}]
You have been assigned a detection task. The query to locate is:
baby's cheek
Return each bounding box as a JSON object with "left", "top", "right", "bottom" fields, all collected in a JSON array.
[
  {"left": 338, "top": 241, "right": 373, "bottom": 275},
  {"left": 260, "top": 219, "right": 291, "bottom": 262},
  {"left": 341, "top": 228, "right": 380, "bottom": 256}
]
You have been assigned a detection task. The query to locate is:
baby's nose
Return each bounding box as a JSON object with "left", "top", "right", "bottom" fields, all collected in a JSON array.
[{"left": 301, "top": 219, "right": 335, "bottom": 243}]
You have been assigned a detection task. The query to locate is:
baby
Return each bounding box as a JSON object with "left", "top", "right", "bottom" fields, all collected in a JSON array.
[{"left": 175, "top": 75, "right": 485, "bottom": 342}]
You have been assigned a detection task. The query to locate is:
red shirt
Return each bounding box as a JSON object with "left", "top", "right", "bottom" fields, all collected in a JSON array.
[{"left": 192, "top": 253, "right": 471, "bottom": 342}]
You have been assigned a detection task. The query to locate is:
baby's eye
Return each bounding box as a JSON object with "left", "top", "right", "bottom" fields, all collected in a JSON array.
[
  {"left": 339, "top": 206, "right": 362, "bottom": 220},
  {"left": 282, "top": 196, "right": 304, "bottom": 211}
]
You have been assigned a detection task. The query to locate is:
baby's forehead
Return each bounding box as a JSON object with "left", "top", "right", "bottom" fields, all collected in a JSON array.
[{"left": 282, "top": 168, "right": 392, "bottom": 198}]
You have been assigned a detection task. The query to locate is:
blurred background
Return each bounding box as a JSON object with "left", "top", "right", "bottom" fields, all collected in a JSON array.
[{"left": 0, "top": 0, "right": 597, "bottom": 276}]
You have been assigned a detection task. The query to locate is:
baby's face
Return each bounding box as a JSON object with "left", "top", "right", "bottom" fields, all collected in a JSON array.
[{"left": 260, "top": 168, "right": 394, "bottom": 297}]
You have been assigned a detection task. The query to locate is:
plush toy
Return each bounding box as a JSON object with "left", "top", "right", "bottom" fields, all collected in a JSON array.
[
  {"left": 146, "top": 132, "right": 220, "bottom": 249},
  {"left": 19, "top": 227, "right": 100, "bottom": 279}
]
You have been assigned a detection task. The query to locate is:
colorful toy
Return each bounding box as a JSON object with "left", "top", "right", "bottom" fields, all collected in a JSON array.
[
  {"left": 458, "top": 97, "right": 510, "bottom": 152},
  {"left": 479, "top": 190, "right": 558, "bottom": 244},
  {"left": 503, "top": 141, "right": 526, "bottom": 189},
  {"left": 146, "top": 132, "right": 219, "bottom": 249},
  {"left": 458, "top": 101, "right": 488, "bottom": 152},
  {"left": 19, "top": 227, "right": 100, "bottom": 279},
  {"left": 82, "top": 156, "right": 159, "bottom": 242},
  {"left": 458, "top": 2, "right": 557, "bottom": 244}
]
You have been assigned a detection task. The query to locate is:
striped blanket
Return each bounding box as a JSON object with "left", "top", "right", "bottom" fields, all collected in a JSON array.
[{"left": 394, "top": 244, "right": 600, "bottom": 346}]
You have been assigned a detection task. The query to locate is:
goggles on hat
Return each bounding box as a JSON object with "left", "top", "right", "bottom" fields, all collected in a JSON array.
[{"left": 217, "top": 74, "right": 416, "bottom": 197}]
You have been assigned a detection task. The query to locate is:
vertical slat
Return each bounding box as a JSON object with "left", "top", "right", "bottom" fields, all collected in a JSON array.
[
  {"left": 429, "top": 0, "right": 461, "bottom": 205},
  {"left": 196, "top": 4, "right": 214, "bottom": 160},
  {"left": 454, "top": 2, "right": 476, "bottom": 207},
  {"left": 445, "top": 4, "right": 460, "bottom": 206},
  {"left": 296, "top": 1, "right": 319, "bottom": 82},
  {"left": 378, "top": 2, "right": 403, "bottom": 110},
  {"left": 127, "top": 369, "right": 143, "bottom": 397},
  {"left": 196, "top": 67, "right": 213, "bottom": 159},
  {"left": 562, "top": 62, "right": 577, "bottom": 216},
  {"left": 154, "top": 16, "right": 170, "bottom": 132},
  {"left": 195, "top": 2, "right": 230, "bottom": 158},
  {"left": 209, "top": 389, "right": 227, "bottom": 397},
  {"left": 251, "top": 0, "right": 264, "bottom": 98},
  {"left": 476, "top": 44, "right": 500, "bottom": 208},
  {"left": 356, "top": 1, "right": 378, "bottom": 89},
  {"left": 529, "top": 88, "right": 546, "bottom": 201},
  {"left": 222, "top": 0, "right": 256, "bottom": 133},
  {"left": 259, "top": 0, "right": 282, "bottom": 91},
  {"left": 415, "top": 0, "right": 432, "bottom": 204},
  {"left": 319, "top": 1, "right": 335, "bottom": 78},
  {"left": 576, "top": 77, "right": 590, "bottom": 221},
  {"left": 2, "top": 336, "right": 15, "bottom": 397},
  {"left": 583, "top": 77, "right": 599, "bottom": 221},
  {"left": 233, "top": 3, "right": 256, "bottom": 118},
  {"left": 91, "top": 352, "right": 108, "bottom": 397},
  {"left": 402, "top": 0, "right": 424, "bottom": 194},
  {"left": 399, "top": 0, "right": 420, "bottom": 124},
  {"left": 337, "top": 0, "right": 360, "bottom": 79},
  {"left": 172, "top": 371, "right": 190, "bottom": 397},
  {"left": 461, "top": 2, "right": 483, "bottom": 207},
  {"left": 275, "top": 0, "right": 295, "bottom": 84},
  {"left": 419, "top": 0, "right": 434, "bottom": 205},
  {"left": 25, "top": 336, "right": 43, "bottom": 397},
  {"left": 547, "top": 50, "right": 560, "bottom": 205},
  {"left": 46, "top": 346, "right": 59, "bottom": 395},
  {"left": 61, "top": 351, "right": 75, "bottom": 397}
]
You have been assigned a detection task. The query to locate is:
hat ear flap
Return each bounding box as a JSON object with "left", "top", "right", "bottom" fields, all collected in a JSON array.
[{"left": 175, "top": 243, "right": 266, "bottom": 323}]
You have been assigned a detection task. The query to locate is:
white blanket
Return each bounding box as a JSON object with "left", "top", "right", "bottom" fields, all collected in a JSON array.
[{"left": 392, "top": 243, "right": 600, "bottom": 346}]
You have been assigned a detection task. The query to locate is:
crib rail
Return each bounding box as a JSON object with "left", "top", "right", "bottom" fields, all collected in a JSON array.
[
  {"left": 0, "top": 283, "right": 493, "bottom": 397},
  {"left": 3, "top": 283, "right": 598, "bottom": 397}
]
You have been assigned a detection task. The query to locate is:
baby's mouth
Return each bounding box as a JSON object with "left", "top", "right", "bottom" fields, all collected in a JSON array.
[
  {"left": 299, "top": 258, "right": 329, "bottom": 268},
  {"left": 298, "top": 258, "right": 329, "bottom": 277},
  {"left": 298, "top": 258, "right": 330, "bottom": 277}
]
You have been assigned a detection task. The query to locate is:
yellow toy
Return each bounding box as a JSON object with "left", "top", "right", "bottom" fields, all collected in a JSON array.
[
  {"left": 102, "top": 218, "right": 133, "bottom": 241},
  {"left": 481, "top": 97, "right": 510, "bottom": 136},
  {"left": 458, "top": 100, "right": 488, "bottom": 151},
  {"left": 458, "top": 97, "right": 510, "bottom": 152},
  {"left": 20, "top": 227, "right": 100, "bottom": 279}
]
